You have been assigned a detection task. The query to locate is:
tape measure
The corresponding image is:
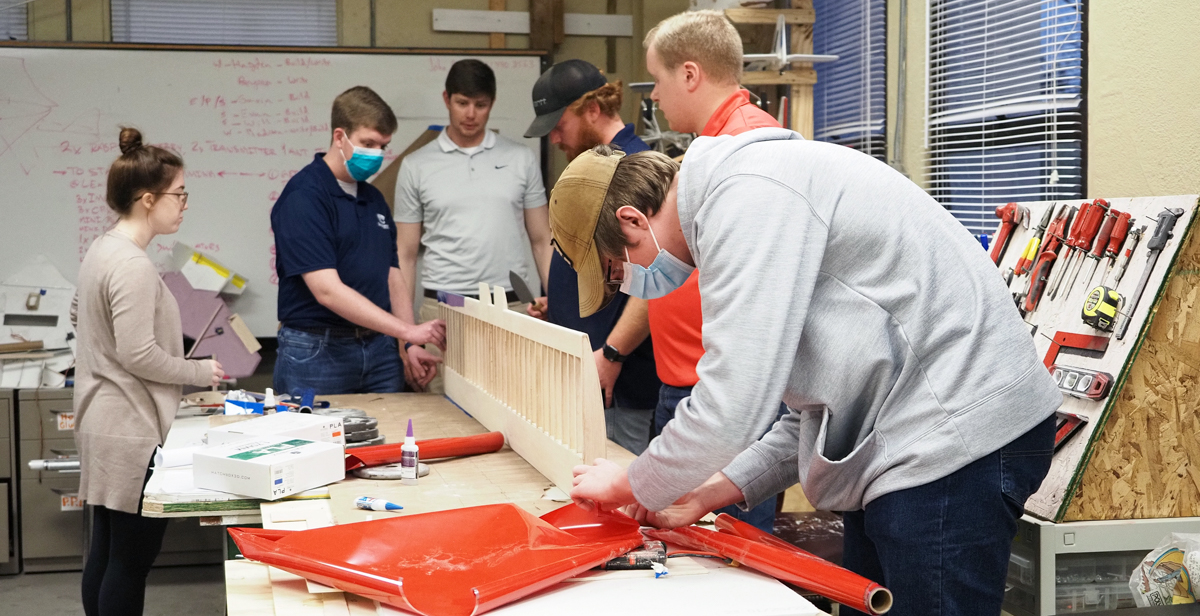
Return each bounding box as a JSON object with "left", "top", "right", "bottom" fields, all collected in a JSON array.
[{"left": 1082, "top": 286, "right": 1122, "bottom": 331}]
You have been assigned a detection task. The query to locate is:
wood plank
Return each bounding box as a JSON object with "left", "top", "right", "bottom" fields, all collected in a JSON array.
[
  {"left": 740, "top": 68, "right": 817, "bottom": 86},
  {"left": 724, "top": 8, "right": 815, "bottom": 25},
  {"left": 790, "top": 2, "right": 815, "bottom": 138},
  {"left": 226, "top": 560, "right": 277, "bottom": 616},
  {"left": 529, "top": 0, "right": 554, "bottom": 50},
  {"left": 489, "top": 0, "right": 507, "bottom": 49}
]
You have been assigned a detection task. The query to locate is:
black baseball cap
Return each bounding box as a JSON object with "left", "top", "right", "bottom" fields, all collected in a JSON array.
[{"left": 524, "top": 60, "right": 609, "bottom": 138}]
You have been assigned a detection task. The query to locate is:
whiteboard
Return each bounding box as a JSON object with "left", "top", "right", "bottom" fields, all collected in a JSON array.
[{"left": 0, "top": 45, "right": 543, "bottom": 336}]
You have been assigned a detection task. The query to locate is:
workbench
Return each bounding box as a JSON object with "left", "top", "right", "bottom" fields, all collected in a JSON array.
[{"left": 145, "top": 393, "right": 826, "bottom": 616}]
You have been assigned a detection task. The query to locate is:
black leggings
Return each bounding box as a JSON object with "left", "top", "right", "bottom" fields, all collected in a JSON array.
[{"left": 81, "top": 461, "right": 169, "bottom": 616}]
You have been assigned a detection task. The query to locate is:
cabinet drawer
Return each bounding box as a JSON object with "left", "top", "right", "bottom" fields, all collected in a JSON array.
[
  {"left": 18, "top": 437, "right": 77, "bottom": 481},
  {"left": 20, "top": 475, "right": 84, "bottom": 570},
  {"left": 0, "top": 391, "right": 12, "bottom": 440},
  {"left": 18, "top": 389, "right": 75, "bottom": 441}
]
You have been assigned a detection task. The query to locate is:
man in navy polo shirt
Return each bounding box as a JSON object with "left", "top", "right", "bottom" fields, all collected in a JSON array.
[
  {"left": 523, "top": 60, "right": 660, "bottom": 454},
  {"left": 271, "top": 86, "right": 445, "bottom": 397}
]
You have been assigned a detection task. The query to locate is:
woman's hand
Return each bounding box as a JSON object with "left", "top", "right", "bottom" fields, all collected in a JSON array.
[{"left": 206, "top": 359, "right": 224, "bottom": 388}]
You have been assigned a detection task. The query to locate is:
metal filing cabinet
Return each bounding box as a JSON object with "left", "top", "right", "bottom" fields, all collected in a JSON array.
[
  {"left": 18, "top": 388, "right": 84, "bottom": 572},
  {"left": 17, "top": 389, "right": 223, "bottom": 572},
  {"left": 0, "top": 390, "right": 18, "bottom": 574}
]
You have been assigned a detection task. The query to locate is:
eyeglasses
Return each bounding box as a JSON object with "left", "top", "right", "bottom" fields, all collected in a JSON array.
[
  {"left": 604, "top": 258, "right": 624, "bottom": 288},
  {"left": 154, "top": 191, "right": 189, "bottom": 204}
]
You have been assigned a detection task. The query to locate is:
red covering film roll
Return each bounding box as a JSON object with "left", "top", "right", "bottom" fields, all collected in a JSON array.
[
  {"left": 345, "top": 431, "right": 505, "bottom": 470},
  {"left": 228, "top": 503, "right": 643, "bottom": 616},
  {"left": 646, "top": 520, "right": 893, "bottom": 615}
]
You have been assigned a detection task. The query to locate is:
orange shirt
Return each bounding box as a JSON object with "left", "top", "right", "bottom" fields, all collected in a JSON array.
[{"left": 648, "top": 90, "right": 781, "bottom": 387}]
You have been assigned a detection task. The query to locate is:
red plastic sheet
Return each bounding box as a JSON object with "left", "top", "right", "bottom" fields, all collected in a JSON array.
[
  {"left": 228, "top": 503, "right": 643, "bottom": 616},
  {"left": 345, "top": 431, "right": 505, "bottom": 471},
  {"left": 646, "top": 514, "right": 893, "bottom": 614}
]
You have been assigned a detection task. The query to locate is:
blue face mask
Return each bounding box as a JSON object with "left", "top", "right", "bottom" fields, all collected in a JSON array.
[
  {"left": 619, "top": 225, "right": 695, "bottom": 300},
  {"left": 339, "top": 137, "right": 384, "bottom": 181}
]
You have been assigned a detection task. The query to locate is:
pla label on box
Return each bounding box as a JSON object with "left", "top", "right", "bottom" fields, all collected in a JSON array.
[{"left": 193, "top": 437, "right": 344, "bottom": 501}]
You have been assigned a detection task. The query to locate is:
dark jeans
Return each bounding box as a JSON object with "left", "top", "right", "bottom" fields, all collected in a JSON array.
[
  {"left": 840, "top": 414, "right": 1055, "bottom": 616},
  {"left": 273, "top": 326, "right": 404, "bottom": 398},
  {"left": 653, "top": 383, "right": 787, "bottom": 534},
  {"left": 82, "top": 459, "right": 168, "bottom": 616}
]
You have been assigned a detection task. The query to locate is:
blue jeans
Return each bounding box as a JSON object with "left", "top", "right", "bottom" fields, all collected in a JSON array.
[
  {"left": 653, "top": 384, "right": 786, "bottom": 534},
  {"left": 840, "top": 414, "right": 1055, "bottom": 616},
  {"left": 273, "top": 326, "right": 404, "bottom": 398}
]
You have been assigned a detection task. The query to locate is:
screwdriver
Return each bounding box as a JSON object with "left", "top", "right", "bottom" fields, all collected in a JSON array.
[
  {"left": 1077, "top": 209, "right": 1121, "bottom": 294},
  {"left": 1057, "top": 198, "right": 1110, "bottom": 301},
  {"left": 1023, "top": 205, "right": 1075, "bottom": 314},
  {"left": 1047, "top": 200, "right": 1094, "bottom": 300},
  {"left": 1090, "top": 211, "right": 1131, "bottom": 288},
  {"left": 1104, "top": 225, "right": 1145, "bottom": 286}
]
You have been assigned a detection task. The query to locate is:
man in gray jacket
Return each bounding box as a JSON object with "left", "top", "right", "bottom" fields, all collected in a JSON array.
[{"left": 554, "top": 129, "right": 1062, "bottom": 616}]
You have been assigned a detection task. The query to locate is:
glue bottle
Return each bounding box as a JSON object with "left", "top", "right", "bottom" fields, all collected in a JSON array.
[
  {"left": 355, "top": 496, "right": 403, "bottom": 512},
  {"left": 263, "top": 388, "right": 277, "bottom": 414},
  {"left": 400, "top": 419, "right": 419, "bottom": 485}
]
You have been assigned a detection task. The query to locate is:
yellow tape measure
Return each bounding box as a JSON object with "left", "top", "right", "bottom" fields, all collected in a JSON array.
[{"left": 1082, "top": 286, "right": 1122, "bottom": 332}]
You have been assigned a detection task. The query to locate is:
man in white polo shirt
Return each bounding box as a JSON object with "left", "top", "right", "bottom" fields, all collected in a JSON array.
[{"left": 395, "top": 59, "right": 553, "bottom": 392}]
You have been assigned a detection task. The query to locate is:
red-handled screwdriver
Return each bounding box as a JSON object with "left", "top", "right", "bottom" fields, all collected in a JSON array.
[
  {"left": 1077, "top": 209, "right": 1121, "bottom": 293},
  {"left": 1047, "top": 200, "right": 1094, "bottom": 299},
  {"left": 1055, "top": 198, "right": 1110, "bottom": 301},
  {"left": 1092, "top": 211, "right": 1131, "bottom": 287}
]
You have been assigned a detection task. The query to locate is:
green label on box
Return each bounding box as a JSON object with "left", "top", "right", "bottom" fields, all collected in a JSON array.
[{"left": 228, "top": 439, "right": 309, "bottom": 460}]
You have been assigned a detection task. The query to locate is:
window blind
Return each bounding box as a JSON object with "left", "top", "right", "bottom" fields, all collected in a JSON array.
[
  {"left": 111, "top": 0, "right": 337, "bottom": 47},
  {"left": 813, "top": 0, "right": 886, "bottom": 159},
  {"left": 1, "top": 3, "right": 27, "bottom": 41},
  {"left": 925, "top": 0, "right": 1083, "bottom": 236}
]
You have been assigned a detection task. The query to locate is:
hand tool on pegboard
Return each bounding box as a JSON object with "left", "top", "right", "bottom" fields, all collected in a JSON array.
[
  {"left": 1102, "top": 224, "right": 1145, "bottom": 287},
  {"left": 1046, "top": 200, "right": 1092, "bottom": 299},
  {"left": 990, "top": 202, "right": 1029, "bottom": 265},
  {"left": 1082, "top": 285, "right": 1123, "bottom": 332},
  {"left": 1043, "top": 330, "right": 1110, "bottom": 370},
  {"left": 1049, "top": 365, "right": 1114, "bottom": 400},
  {"left": 1015, "top": 203, "right": 1057, "bottom": 277},
  {"left": 1023, "top": 205, "right": 1076, "bottom": 314},
  {"left": 1115, "top": 207, "right": 1186, "bottom": 340},
  {"left": 1075, "top": 208, "right": 1121, "bottom": 294},
  {"left": 1085, "top": 210, "right": 1131, "bottom": 289},
  {"left": 1054, "top": 411, "right": 1089, "bottom": 451},
  {"left": 1057, "top": 199, "right": 1111, "bottom": 301}
]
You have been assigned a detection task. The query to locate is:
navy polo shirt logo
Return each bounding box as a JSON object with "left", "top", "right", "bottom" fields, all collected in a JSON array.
[{"left": 376, "top": 213, "right": 389, "bottom": 230}]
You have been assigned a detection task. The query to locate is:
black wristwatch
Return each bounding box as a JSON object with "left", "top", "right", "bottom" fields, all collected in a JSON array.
[{"left": 602, "top": 343, "right": 627, "bottom": 363}]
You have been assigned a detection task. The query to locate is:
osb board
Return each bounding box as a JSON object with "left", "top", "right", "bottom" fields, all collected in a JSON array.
[
  {"left": 991, "top": 196, "right": 1200, "bottom": 521},
  {"left": 1065, "top": 210, "right": 1200, "bottom": 520}
]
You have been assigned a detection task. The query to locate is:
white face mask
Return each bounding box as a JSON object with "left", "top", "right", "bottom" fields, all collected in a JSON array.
[{"left": 619, "top": 224, "right": 694, "bottom": 300}]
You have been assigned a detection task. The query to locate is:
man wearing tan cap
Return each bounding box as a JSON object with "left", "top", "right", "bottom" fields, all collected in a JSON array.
[{"left": 551, "top": 133, "right": 1061, "bottom": 616}]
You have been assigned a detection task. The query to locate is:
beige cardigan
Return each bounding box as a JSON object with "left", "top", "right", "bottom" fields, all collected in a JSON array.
[{"left": 74, "top": 232, "right": 211, "bottom": 513}]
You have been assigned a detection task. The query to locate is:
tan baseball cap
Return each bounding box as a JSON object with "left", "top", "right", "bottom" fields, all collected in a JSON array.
[{"left": 548, "top": 148, "right": 625, "bottom": 317}]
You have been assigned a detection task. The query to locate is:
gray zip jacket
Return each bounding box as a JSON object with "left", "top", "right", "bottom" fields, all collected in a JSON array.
[{"left": 627, "top": 128, "right": 1061, "bottom": 513}]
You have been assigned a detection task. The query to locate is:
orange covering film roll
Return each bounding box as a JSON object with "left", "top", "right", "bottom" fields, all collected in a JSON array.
[
  {"left": 229, "top": 503, "right": 643, "bottom": 616},
  {"left": 645, "top": 523, "right": 893, "bottom": 615},
  {"left": 344, "top": 431, "right": 505, "bottom": 470}
]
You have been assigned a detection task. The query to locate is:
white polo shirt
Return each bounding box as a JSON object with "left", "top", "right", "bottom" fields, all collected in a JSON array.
[{"left": 395, "top": 129, "right": 546, "bottom": 295}]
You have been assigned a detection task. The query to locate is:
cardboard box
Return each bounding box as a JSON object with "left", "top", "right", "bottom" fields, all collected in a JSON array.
[
  {"left": 193, "top": 438, "right": 345, "bottom": 500},
  {"left": 207, "top": 412, "right": 345, "bottom": 446}
]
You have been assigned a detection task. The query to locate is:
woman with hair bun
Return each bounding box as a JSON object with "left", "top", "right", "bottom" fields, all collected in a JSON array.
[{"left": 73, "top": 127, "right": 223, "bottom": 616}]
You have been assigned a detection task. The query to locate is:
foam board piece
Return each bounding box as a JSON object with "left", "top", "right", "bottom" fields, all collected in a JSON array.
[
  {"left": 208, "top": 412, "right": 345, "bottom": 447},
  {"left": 0, "top": 255, "right": 76, "bottom": 350},
  {"left": 169, "top": 243, "right": 247, "bottom": 295},
  {"left": 162, "top": 271, "right": 260, "bottom": 378}
]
